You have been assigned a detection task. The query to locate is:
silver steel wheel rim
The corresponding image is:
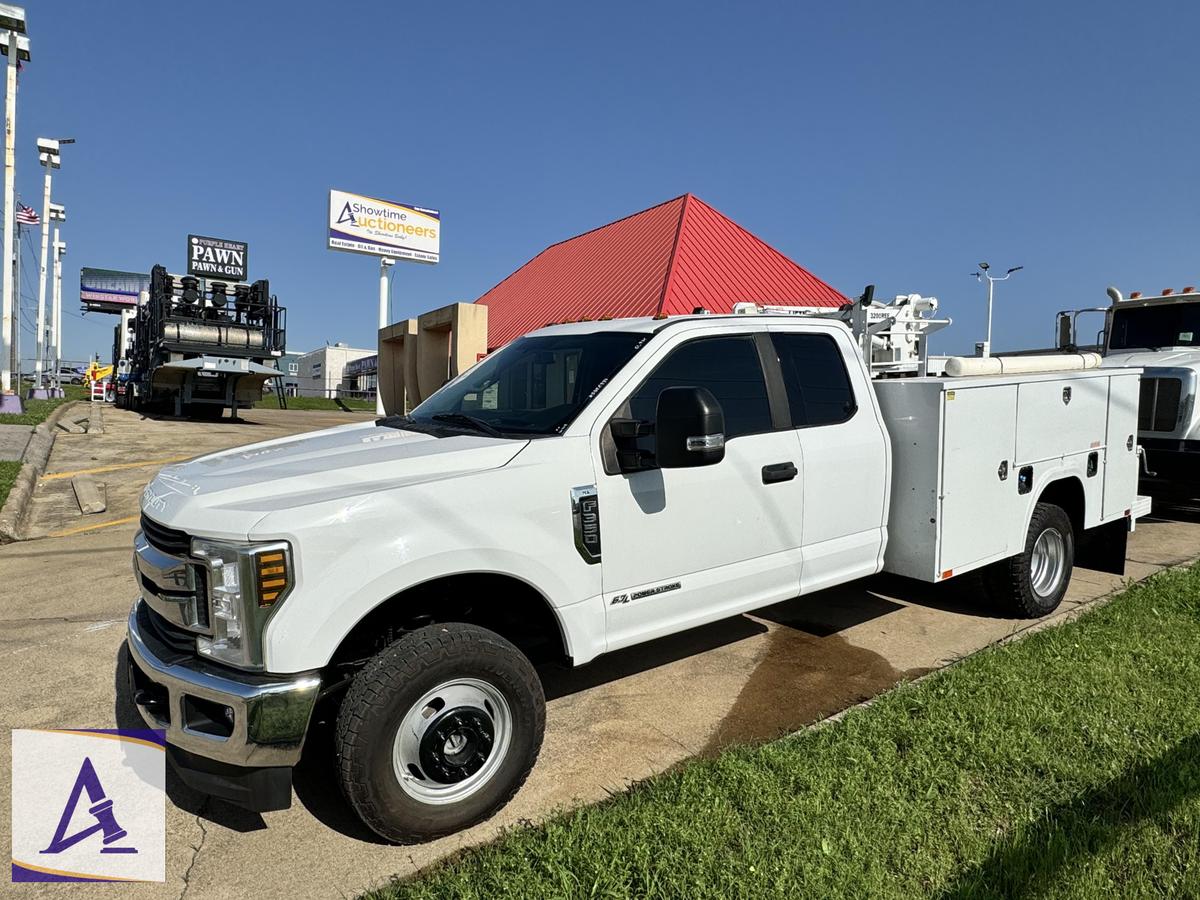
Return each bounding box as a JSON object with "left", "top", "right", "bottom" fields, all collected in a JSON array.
[
  {"left": 1030, "top": 527, "right": 1067, "bottom": 598},
  {"left": 392, "top": 678, "right": 512, "bottom": 805}
]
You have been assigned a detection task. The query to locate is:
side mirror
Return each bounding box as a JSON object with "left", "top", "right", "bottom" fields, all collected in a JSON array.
[{"left": 655, "top": 386, "right": 725, "bottom": 468}]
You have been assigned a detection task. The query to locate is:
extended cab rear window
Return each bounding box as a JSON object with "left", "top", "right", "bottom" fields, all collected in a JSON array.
[{"left": 771, "top": 332, "right": 857, "bottom": 427}]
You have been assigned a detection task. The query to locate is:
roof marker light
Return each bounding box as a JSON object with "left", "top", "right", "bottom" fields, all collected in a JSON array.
[
  {"left": 1184, "top": 286, "right": 1196, "bottom": 293},
  {"left": 1162, "top": 288, "right": 1174, "bottom": 295},
  {"left": 1129, "top": 291, "right": 1142, "bottom": 299}
]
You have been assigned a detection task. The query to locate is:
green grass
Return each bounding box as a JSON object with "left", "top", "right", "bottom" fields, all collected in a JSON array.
[
  {"left": 0, "top": 459, "right": 19, "bottom": 510},
  {"left": 254, "top": 395, "right": 374, "bottom": 411},
  {"left": 0, "top": 383, "right": 88, "bottom": 426},
  {"left": 374, "top": 565, "right": 1200, "bottom": 899}
]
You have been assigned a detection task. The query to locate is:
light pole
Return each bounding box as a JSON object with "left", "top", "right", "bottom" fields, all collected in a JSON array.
[
  {"left": 377, "top": 257, "right": 394, "bottom": 415},
  {"left": 0, "top": 3, "right": 29, "bottom": 412},
  {"left": 30, "top": 137, "right": 70, "bottom": 397},
  {"left": 971, "top": 262, "right": 1023, "bottom": 357},
  {"left": 50, "top": 227, "right": 64, "bottom": 396},
  {"left": 39, "top": 200, "right": 63, "bottom": 394}
]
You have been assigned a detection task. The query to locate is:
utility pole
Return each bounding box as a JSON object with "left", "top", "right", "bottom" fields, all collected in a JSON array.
[
  {"left": 971, "top": 262, "right": 1024, "bottom": 358},
  {"left": 377, "top": 257, "right": 394, "bottom": 415},
  {"left": 0, "top": 5, "right": 29, "bottom": 413}
]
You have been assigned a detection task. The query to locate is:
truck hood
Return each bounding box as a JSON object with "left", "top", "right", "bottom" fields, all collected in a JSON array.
[
  {"left": 140, "top": 420, "right": 528, "bottom": 537},
  {"left": 1102, "top": 348, "right": 1200, "bottom": 369}
]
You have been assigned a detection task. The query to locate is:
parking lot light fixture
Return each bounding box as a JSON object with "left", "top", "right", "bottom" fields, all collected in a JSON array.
[
  {"left": 30, "top": 137, "right": 70, "bottom": 397},
  {"left": 971, "top": 263, "right": 1024, "bottom": 357},
  {"left": 50, "top": 229, "right": 65, "bottom": 396}
]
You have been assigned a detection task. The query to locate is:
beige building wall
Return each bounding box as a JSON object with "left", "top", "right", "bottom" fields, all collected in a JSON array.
[{"left": 378, "top": 303, "right": 488, "bottom": 415}]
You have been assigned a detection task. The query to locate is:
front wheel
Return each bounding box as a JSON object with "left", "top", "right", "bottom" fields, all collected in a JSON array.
[
  {"left": 335, "top": 623, "right": 545, "bottom": 843},
  {"left": 984, "top": 502, "right": 1075, "bottom": 618}
]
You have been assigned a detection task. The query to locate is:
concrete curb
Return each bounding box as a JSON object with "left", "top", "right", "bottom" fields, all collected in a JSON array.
[{"left": 0, "top": 400, "right": 85, "bottom": 543}]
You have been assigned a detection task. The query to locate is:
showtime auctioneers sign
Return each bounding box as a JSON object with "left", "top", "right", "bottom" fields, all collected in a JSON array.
[{"left": 327, "top": 190, "right": 440, "bottom": 264}]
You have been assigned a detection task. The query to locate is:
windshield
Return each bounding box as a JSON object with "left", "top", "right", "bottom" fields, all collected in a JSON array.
[
  {"left": 406, "top": 332, "right": 648, "bottom": 437},
  {"left": 1109, "top": 303, "right": 1200, "bottom": 350}
]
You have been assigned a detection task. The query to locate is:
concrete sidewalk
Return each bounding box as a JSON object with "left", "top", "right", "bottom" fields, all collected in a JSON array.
[
  {"left": 1, "top": 504, "right": 1197, "bottom": 899},
  {"left": 0, "top": 423, "right": 32, "bottom": 461}
]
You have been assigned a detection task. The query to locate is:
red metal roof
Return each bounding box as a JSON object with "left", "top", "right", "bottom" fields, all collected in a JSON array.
[{"left": 476, "top": 193, "right": 846, "bottom": 349}]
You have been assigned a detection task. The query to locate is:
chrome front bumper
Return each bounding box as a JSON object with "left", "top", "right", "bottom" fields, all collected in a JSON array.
[{"left": 126, "top": 599, "right": 320, "bottom": 768}]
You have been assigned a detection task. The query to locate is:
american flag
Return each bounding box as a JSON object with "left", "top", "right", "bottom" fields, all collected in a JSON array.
[{"left": 15, "top": 202, "right": 38, "bottom": 225}]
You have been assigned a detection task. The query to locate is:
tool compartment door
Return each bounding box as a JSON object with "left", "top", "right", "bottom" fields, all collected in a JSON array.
[
  {"left": 1015, "top": 376, "right": 1109, "bottom": 463},
  {"left": 938, "top": 384, "right": 1018, "bottom": 574},
  {"left": 1103, "top": 373, "right": 1141, "bottom": 520}
]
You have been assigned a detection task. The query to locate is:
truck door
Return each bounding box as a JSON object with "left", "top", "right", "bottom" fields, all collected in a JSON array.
[
  {"left": 594, "top": 331, "right": 804, "bottom": 651},
  {"left": 768, "top": 326, "right": 889, "bottom": 592}
]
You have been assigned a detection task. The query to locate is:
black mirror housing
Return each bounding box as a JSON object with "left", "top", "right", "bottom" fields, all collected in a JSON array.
[{"left": 655, "top": 386, "right": 725, "bottom": 468}]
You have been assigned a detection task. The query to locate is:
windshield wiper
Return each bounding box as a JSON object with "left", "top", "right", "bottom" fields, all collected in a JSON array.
[
  {"left": 376, "top": 414, "right": 415, "bottom": 429},
  {"left": 430, "top": 413, "right": 505, "bottom": 438}
]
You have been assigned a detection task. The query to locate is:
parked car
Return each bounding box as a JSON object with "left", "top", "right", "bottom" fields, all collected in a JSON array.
[{"left": 126, "top": 309, "right": 1149, "bottom": 843}]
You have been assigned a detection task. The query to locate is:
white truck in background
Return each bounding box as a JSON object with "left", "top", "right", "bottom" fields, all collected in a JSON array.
[
  {"left": 125, "top": 290, "right": 1149, "bottom": 842},
  {"left": 1057, "top": 285, "right": 1200, "bottom": 498}
]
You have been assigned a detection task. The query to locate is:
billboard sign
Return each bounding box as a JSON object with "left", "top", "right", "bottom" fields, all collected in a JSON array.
[
  {"left": 187, "top": 235, "right": 248, "bottom": 280},
  {"left": 80, "top": 268, "right": 151, "bottom": 314},
  {"left": 327, "top": 190, "right": 440, "bottom": 264}
]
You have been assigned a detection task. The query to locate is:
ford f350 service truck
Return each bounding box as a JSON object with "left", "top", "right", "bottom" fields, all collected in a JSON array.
[{"left": 126, "top": 296, "right": 1149, "bottom": 842}]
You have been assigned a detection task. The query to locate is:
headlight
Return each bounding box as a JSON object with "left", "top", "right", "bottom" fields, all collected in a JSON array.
[{"left": 190, "top": 538, "right": 293, "bottom": 669}]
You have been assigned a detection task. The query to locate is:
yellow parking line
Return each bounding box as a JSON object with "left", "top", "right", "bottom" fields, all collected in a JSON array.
[
  {"left": 40, "top": 456, "right": 193, "bottom": 481},
  {"left": 47, "top": 515, "right": 140, "bottom": 538}
]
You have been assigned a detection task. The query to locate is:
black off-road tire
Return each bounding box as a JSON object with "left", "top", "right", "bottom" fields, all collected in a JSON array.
[
  {"left": 335, "top": 623, "right": 545, "bottom": 843},
  {"left": 984, "top": 502, "right": 1075, "bottom": 618}
]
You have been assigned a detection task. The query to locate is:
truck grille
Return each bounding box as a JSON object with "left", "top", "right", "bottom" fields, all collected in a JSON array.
[
  {"left": 139, "top": 600, "right": 198, "bottom": 656},
  {"left": 136, "top": 515, "right": 210, "bottom": 631},
  {"left": 1138, "top": 377, "right": 1183, "bottom": 433},
  {"left": 141, "top": 513, "right": 191, "bottom": 555}
]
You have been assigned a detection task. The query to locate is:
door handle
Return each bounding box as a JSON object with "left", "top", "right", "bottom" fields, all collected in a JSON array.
[{"left": 762, "top": 462, "right": 798, "bottom": 484}]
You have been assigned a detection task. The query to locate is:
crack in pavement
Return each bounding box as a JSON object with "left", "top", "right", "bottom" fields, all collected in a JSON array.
[
  {"left": 178, "top": 801, "right": 209, "bottom": 900},
  {"left": 0, "top": 614, "right": 119, "bottom": 626}
]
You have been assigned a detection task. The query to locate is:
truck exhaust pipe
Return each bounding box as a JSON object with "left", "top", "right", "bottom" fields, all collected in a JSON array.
[{"left": 1106, "top": 285, "right": 1123, "bottom": 304}]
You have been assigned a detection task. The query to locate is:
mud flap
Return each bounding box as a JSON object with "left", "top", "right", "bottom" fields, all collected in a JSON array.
[{"left": 1075, "top": 518, "right": 1129, "bottom": 576}]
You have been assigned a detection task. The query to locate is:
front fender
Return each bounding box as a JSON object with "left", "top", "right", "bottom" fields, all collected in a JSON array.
[
  {"left": 256, "top": 436, "right": 602, "bottom": 673},
  {"left": 263, "top": 547, "right": 590, "bottom": 672}
]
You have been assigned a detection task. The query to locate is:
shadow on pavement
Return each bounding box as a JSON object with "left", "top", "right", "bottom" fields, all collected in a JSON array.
[{"left": 540, "top": 613, "right": 768, "bottom": 701}]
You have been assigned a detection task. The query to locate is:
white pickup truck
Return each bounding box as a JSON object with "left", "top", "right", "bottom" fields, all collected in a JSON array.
[{"left": 126, "top": 301, "right": 1148, "bottom": 842}]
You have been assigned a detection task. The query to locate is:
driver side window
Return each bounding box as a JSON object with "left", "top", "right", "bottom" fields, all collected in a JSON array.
[{"left": 628, "top": 335, "right": 772, "bottom": 441}]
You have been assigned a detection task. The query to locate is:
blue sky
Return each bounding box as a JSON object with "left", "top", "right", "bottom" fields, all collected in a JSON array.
[{"left": 13, "top": 0, "right": 1200, "bottom": 362}]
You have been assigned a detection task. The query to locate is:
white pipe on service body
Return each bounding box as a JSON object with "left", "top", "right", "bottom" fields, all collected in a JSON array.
[
  {"left": 944, "top": 352, "right": 1102, "bottom": 377},
  {"left": 377, "top": 257, "right": 394, "bottom": 415}
]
